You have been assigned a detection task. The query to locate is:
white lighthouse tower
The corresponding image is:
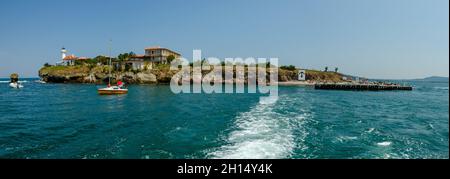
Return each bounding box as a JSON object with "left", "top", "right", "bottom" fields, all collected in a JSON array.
[{"left": 61, "top": 47, "right": 67, "bottom": 60}]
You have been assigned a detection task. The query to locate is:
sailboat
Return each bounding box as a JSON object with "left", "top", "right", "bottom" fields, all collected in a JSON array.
[
  {"left": 98, "top": 40, "right": 128, "bottom": 95},
  {"left": 98, "top": 85, "right": 128, "bottom": 95}
]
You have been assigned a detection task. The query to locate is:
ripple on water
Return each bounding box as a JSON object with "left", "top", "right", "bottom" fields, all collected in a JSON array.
[{"left": 377, "top": 141, "right": 392, "bottom": 147}]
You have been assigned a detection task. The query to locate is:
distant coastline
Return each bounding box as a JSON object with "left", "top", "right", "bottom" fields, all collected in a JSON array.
[{"left": 411, "top": 76, "right": 449, "bottom": 82}]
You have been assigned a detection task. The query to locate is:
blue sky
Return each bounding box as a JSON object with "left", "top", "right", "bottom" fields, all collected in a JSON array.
[{"left": 0, "top": 0, "right": 448, "bottom": 79}]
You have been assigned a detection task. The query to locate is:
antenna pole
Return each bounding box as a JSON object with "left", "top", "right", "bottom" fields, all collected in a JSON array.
[{"left": 109, "top": 39, "right": 112, "bottom": 86}]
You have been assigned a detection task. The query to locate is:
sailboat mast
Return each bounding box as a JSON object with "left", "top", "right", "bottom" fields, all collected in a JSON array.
[{"left": 108, "top": 39, "right": 112, "bottom": 85}]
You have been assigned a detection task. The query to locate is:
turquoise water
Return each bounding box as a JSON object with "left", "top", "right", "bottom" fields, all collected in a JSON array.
[{"left": 0, "top": 79, "right": 448, "bottom": 159}]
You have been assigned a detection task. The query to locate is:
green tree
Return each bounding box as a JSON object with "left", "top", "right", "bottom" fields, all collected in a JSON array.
[
  {"left": 125, "top": 63, "right": 132, "bottom": 71},
  {"left": 118, "top": 54, "right": 125, "bottom": 61},
  {"left": 118, "top": 53, "right": 129, "bottom": 62},
  {"left": 118, "top": 52, "right": 136, "bottom": 62},
  {"left": 94, "top": 56, "right": 109, "bottom": 65},
  {"left": 280, "top": 65, "right": 296, "bottom": 71},
  {"left": 85, "top": 59, "right": 97, "bottom": 65},
  {"left": 167, "top": 55, "right": 176, "bottom": 64},
  {"left": 74, "top": 60, "right": 83, "bottom": 66}
]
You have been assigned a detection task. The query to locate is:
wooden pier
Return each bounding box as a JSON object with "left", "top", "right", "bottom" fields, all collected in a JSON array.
[{"left": 314, "top": 83, "right": 413, "bottom": 91}]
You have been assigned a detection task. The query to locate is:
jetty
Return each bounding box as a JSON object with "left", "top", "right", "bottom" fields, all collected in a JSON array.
[{"left": 314, "top": 83, "right": 412, "bottom": 91}]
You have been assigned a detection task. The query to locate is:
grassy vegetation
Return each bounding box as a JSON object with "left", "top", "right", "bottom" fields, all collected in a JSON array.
[
  {"left": 39, "top": 62, "right": 346, "bottom": 83},
  {"left": 304, "top": 69, "right": 343, "bottom": 82},
  {"left": 39, "top": 65, "right": 90, "bottom": 76}
]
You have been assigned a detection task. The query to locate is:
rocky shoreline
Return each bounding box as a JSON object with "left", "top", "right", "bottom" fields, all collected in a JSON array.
[{"left": 38, "top": 65, "right": 345, "bottom": 84}]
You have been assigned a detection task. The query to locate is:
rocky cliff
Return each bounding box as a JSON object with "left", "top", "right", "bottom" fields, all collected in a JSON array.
[{"left": 39, "top": 65, "right": 344, "bottom": 84}]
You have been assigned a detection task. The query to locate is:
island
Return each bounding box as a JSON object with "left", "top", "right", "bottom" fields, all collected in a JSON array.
[
  {"left": 38, "top": 63, "right": 346, "bottom": 85},
  {"left": 38, "top": 47, "right": 412, "bottom": 91}
]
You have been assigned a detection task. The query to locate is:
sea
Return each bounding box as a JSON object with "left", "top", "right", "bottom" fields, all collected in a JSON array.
[{"left": 0, "top": 78, "right": 448, "bottom": 159}]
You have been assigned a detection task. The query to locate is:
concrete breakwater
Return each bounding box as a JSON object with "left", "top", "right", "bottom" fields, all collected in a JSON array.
[{"left": 314, "top": 83, "right": 413, "bottom": 91}]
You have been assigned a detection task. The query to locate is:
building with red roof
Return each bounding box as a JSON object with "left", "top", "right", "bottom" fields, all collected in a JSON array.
[{"left": 128, "top": 46, "right": 181, "bottom": 70}]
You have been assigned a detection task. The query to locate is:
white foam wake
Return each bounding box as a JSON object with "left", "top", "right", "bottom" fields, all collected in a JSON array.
[
  {"left": 434, "top": 86, "right": 448, "bottom": 90},
  {"left": 0, "top": 80, "right": 28, "bottom": 83},
  {"left": 208, "top": 95, "right": 310, "bottom": 159}
]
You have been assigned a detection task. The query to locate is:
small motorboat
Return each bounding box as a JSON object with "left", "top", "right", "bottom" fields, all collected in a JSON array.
[
  {"left": 35, "top": 80, "right": 46, "bottom": 84},
  {"left": 9, "top": 82, "right": 23, "bottom": 89},
  {"left": 98, "top": 86, "right": 128, "bottom": 95}
]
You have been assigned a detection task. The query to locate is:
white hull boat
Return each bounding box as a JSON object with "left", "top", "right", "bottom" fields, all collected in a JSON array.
[
  {"left": 97, "top": 40, "right": 128, "bottom": 95},
  {"left": 9, "top": 82, "right": 23, "bottom": 89},
  {"left": 98, "top": 86, "right": 128, "bottom": 95}
]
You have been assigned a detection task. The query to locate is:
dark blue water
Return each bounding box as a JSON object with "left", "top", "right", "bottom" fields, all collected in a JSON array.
[{"left": 0, "top": 79, "right": 448, "bottom": 159}]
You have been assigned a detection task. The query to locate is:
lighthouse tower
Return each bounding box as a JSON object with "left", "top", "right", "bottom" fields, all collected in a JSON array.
[{"left": 61, "top": 47, "right": 67, "bottom": 60}]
